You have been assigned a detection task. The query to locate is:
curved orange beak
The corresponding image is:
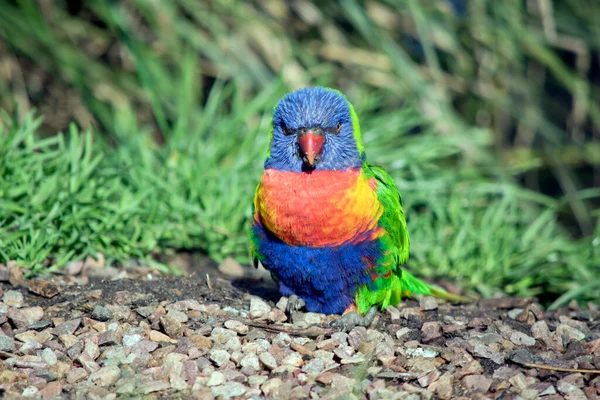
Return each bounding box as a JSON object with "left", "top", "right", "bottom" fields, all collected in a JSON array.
[{"left": 298, "top": 132, "right": 325, "bottom": 167}]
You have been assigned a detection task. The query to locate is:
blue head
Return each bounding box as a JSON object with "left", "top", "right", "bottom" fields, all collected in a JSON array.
[{"left": 265, "top": 87, "right": 365, "bottom": 172}]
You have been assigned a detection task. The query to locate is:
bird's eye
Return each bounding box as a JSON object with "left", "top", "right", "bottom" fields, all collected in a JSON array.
[
  {"left": 336, "top": 122, "right": 342, "bottom": 134},
  {"left": 280, "top": 122, "right": 291, "bottom": 136}
]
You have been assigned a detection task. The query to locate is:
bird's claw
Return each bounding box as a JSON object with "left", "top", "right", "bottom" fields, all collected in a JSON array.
[
  {"left": 285, "top": 295, "right": 306, "bottom": 317},
  {"left": 330, "top": 306, "right": 378, "bottom": 332}
]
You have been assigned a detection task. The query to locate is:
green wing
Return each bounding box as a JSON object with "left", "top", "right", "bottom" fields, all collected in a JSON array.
[
  {"left": 363, "top": 163, "right": 410, "bottom": 266},
  {"left": 355, "top": 163, "right": 468, "bottom": 314}
]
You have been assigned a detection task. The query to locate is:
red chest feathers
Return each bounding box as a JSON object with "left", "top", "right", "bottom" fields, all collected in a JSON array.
[{"left": 254, "top": 168, "right": 383, "bottom": 247}]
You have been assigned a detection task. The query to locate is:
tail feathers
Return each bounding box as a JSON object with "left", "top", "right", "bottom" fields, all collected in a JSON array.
[{"left": 400, "top": 270, "right": 470, "bottom": 303}]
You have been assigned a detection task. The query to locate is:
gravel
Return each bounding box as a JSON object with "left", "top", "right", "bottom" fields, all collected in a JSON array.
[{"left": 0, "top": 262, "right": 598, "bottom": 399}]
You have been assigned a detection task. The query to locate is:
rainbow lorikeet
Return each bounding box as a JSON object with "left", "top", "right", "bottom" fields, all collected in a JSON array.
[{"left": 249, "top": 87, "right": 462, "bottom": 328}]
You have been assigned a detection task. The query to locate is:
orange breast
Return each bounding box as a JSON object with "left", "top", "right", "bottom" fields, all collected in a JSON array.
[{"left": 254, "top": 168, "right": 383, "bottom": 247}]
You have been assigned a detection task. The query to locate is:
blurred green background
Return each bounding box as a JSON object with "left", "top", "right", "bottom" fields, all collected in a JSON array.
[{"left": 0, "top": 0, "right": 599, "bottom": 307}]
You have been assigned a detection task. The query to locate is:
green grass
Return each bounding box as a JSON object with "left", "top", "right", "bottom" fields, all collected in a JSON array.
[{"left": 0, "top": 1, "right": 599, "bottom": 307}]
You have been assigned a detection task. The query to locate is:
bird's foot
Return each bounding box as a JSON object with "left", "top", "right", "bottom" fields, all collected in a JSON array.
[
  {"left": 330, "top": 306, "right": 378, "bottom": 332},
  {"left": 285, "top": 295, "right": 306, "bottom": 322}
]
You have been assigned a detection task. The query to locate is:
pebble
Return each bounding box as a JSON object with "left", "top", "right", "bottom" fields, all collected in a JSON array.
[
  {"left": 556, "top": 324, "right": 586, "bottom": 342},
  {"left": 209, "top": 349, "right": 231, "bottom": 367},
  {"left": 462, "top": 374, "right": 492, "bottom": 392},
  {"left": 211, "top": 382, "right": 247, "bottom": 399},
  {"left": 89, "top": 365, "right": 121, "bottom": 386},
  {"left": 20, "top": 306, "right": 44, "bottom": 325},
  {"left": 149, "top": 330, "right": 177, "bottom": 344},
  {"left": 281, "top": 351, "right": 304, "bottom": 367},
  {"left": 0, "top": 336, "right": 15, "bottom": 352},
  {"left": 160, "top": 315, "right": 183, "bottom": 339},
  {"left": 249, "top": 297, "right": 271, "bottom": 319},
  {"left": 224, "top": 320, "right": 249, "bottom": 335},
  {"left": 421, "top": 321, "right": 442, "bottom": 342},
  {"left": 142, "top": 381, "right": 170, "bottom": 394},
  {"left": 302, "top": 357, "right": 325, "bottom": 374},
  {"left": 239, "top": 353, "right": 260, "bottom": 371},
  {"left": 218, "top": 257, "right": 245, "bottom": 277},
  {"left": 510, "top": 331, "right": 536, "bottom": 346},
  {"left": 304, "top": 312, "right": 323, "bottom": 325},
  {"left": 123, "top": 334, "right": 142, "bottom": 346},
  {"left": 41, "top": 348, "right": 57, "bottom": 365},
  {"left": 259, "top": 351, "right": 278, "bottom": 370},
  {"left": 3, "top": 290, "right": 24, "bottom": 307},
  {"left": 419, "top": 296, "right": 439, "bottom": 311},
  {"left": 53, "top": 318, "right": 81, "bottom": 336},
  {"left": 91, "top": 305, "right": 113, "bottom": 321}
]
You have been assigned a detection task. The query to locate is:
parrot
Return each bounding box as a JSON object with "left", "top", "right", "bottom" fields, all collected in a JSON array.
[{"left": 249, "top": 87, "right": 465, "bottom": 329}]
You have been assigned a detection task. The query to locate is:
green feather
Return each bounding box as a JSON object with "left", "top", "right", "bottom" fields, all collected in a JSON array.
[{"left": 355, "top": 163, "right": 468, "bottom": 314}]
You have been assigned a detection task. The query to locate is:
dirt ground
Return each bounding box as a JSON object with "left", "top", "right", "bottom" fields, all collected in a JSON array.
[{"left": 0, "top": 256, "right": 598, "bottom": 399}]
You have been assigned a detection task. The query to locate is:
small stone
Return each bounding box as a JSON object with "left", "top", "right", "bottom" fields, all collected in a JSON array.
[
  {"left": 281, "top": 352, "right": 304, "bottom": 367},
  {"left": 211, "top": 382, "right": 247, "bottom": 399},
  {"left": 58, "top": 334, "right": 78, "bottom": 349},
  {"left": 507, "top": 308, "right": 524, "bottom": 319},
  {"left": 91, "top": 305, "right": 113, "bottom": 322},
  {"left": 142, "top": 381, "right": 170, "bottom": 394},
  {"left": 239, "top": 354, "right": 260, "bottom": 371},
  {"left": 224, "top": 320, "right": 249, "bottom": 335},
  {"left": 557, "top": 380, "right": 586, "bottom": 399},
  {"left": 304, "top": 313, "right": 323, "bottom": 325},
  {"left": 302, "top": 357, "right": 325, "bottom": 374},
  {"left": 429, "top": 375, "right": 453, "bottom": 400},
  {"left": 531, "top": 320, "right": 551, "bottom": 339},
  {"left": 167, "top": 309, "right": 188, "bottom": 323},
  {"left": 421, "top": 322, "right": 442, "bottom": 343},
  {"left": 469, "top": 342, "right": 505, "bottom": 364},
  {"left": 149, "top": 330, "right": 177, "bottom": 344},
  {"left": 3, "top": 290, "right": 24, "bottom": 307},
  {"left": 275, "top": 297, "right": 288, "bottom": 311},
  {"left": 261, "top": 378, "right": 283, "bottom": 397},
  {"left": 190, "top": 334, "right": 212, "bottom": 349},
  {"left": 170, "top": 372, "right": 188, "bottom": 391},
  {"left": 386, "top": 305, "right": 401, "bottom": 321},
  {"left": 41, "top": 348, "right": 57, "bottom": 365},
  {"left": 249, "top": 297, "right": 271, "bottom": 319},
  {"left": 19, "top": 306, "right": 44, "bottom": 325},
  {"left": 123, "top": 334, "right": 142, "bottom": 347},
  {"left": 207, "top": 371, "right": 226, "bottom": 386},
  {"left": 28, "top": 320, "right": 52, "bottom": 331},
  {"left": 560, "top": 373, "right": 584, "bottom": 388},
  {"left": 509, "top": 372, "right": 528, "bottom": 391},
  {"left": 462, "top": 374, "right": 492, "bottom": 392},
  {"left": 218, "top": 257, "right": 245, "bottom": 277},
  {"left": 136, "top": 305, "right": 156, "bottom": 318},
  {"left": 248, "top": 375, "right": 268, "bottom": 386},
  {"left": 89, "top": 365, "right": 121, "bottom": 386},
  {"left": 28, "top": 280, "right": 60, "bottom": 298},
  {"left": 98, "top": 330, "right": 119, "bottom": 346},
  {"left": 510, "top": 331, "right": 536, "bottom": 346},
  {"left": 556, "top": 324, "right": 585, "bottom": 342},
  {"left": 259, "top": 351, "right": 278, "bottom": 370},
  {"left": 532, "top": 382, "right": 557, "bottom": 396},
  {"left": 406, "top": 347, "right": 439, "bottom": 359},
  {"left": 473, "top": 332, "right": 502, "bottom": 345},
  {"left": 209, "top": 349, "right": 231, "bottom": 367},
  {"left": 419, "top": 297, "right": 439, "bottom": 311},
  {"left": 22, "top": 387, "right": 39, "bottom": 397},
  {"left": 53, "top": 318, "right": 81, "bottom": 336},
  {"left": 39, "top": 381, "right": 62, "bottom": 399},
  {"left": 160, "top": 315, "right": 183, "bottom": 339},
  {"left": 0, "top": 336, "right": 15, "bottom": 352},
  {"left": 348, "top": 326, "right": 367, "bottom": 348}
]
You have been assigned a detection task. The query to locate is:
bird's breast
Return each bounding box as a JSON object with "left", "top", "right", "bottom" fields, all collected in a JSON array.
[{"left": 254, "top": 168, "right": 384, "bottom": 247}]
